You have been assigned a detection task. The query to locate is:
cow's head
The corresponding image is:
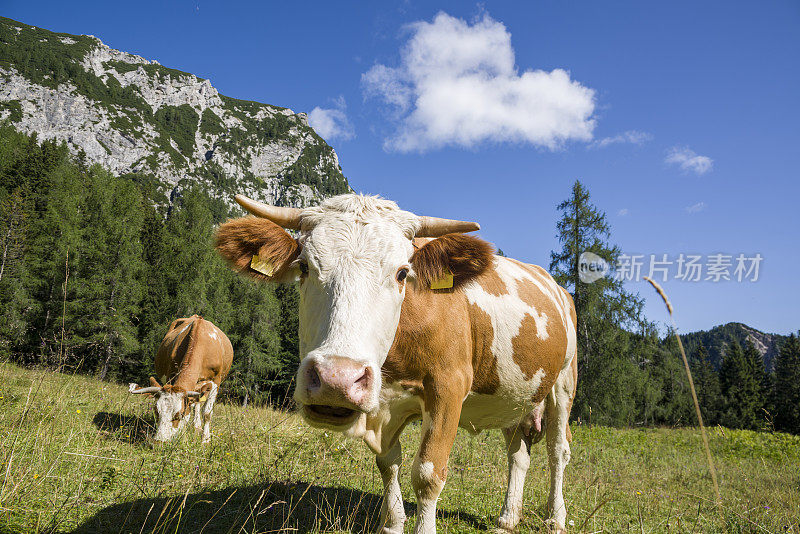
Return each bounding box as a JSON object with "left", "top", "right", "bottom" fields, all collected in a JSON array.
[
  {"left": 129, "top": 378, "right": 210, "bottom": 441},
  {"left": 216, "top": 194, "right": 492, "bottom": 429}
]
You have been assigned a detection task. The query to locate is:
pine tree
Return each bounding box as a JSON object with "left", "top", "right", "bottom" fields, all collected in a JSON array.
[
  {"left": 134, "top": 198, "right": 170, "bottom": 382},
  {"left": 549, "top": 180, "right": 651, "bottom": 426},
  {"left": 773, "top": 334, "right": 800, "bottom": 434},
  {"left": 23, "top": 158, "right": 86, "bottom": 366},
  {"left": 690, "top": 343, "right": 722, "bottom": 425},
  {"left": 69, "top": 167, "right": 146, "bottom": 379},
  {"left": 743, "top": 340, "right": 768, "bottom": 429},
  {"left": 648, "top": 332, "right": 693, "bottom": 426},
  {"left": 226, "top": 277, "right": 282, "bottom": 406},
  {"left": 0, "top": 188, "right": 31, "bottom": 356},
  {"left": 719, "top": 340, "right": 763, "bottom": 430},
  {"left": 273, "top": 283, "right": 301, "bottom": 406}
]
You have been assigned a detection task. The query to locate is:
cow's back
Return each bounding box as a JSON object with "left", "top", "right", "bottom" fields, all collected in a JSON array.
[{"left": 155, "top": 316, "right": 233, "bottom": 387}]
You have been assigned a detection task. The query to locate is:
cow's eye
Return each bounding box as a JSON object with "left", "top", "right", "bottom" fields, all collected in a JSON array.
[
  {"left": 299, "top": 261, "right": 308, "bottom": 275},
  {"left": 396, "top": 267, "right": 409, "bottom": 283}
]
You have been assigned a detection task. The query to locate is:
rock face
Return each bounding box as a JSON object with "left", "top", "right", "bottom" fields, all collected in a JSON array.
[{"left": 0, "top": 16, "right": 350, "bottom": 207}]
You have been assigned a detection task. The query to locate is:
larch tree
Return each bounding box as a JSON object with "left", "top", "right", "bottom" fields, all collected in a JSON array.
[{"left": 549, "top": 180, "right": 651, "bottom": 426}]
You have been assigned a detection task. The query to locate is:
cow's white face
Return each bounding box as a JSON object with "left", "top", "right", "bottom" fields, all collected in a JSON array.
[
  {"left": 293, "top": 197, "right": 419, "bottom": 428},
  {"left": 216, "top": 194, "right": 485, "bottom": 431},
  {"left": 152, "top": 391, "right": 189, "bottom": 442}
]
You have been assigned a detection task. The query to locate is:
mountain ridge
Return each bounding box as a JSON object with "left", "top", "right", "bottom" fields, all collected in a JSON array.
[
  {"left": 680, "top": 321, "right": 790, "bottom": 371},
  {"left": 0, "top": 16, "right": 349, "bottom": 207}
]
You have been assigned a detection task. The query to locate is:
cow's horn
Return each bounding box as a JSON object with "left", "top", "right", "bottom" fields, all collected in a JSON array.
[
  {"left": 235, "top": 195, "right": 302, "bottom": 230},
  {"left": 416, "top": 215, "right": 480, "bottom": 237},
  {"left": 129, "top": 383, "right": 162, "bottom": 395},
  {"left": 186, "top": 390, "right": 201, "bottom": 398}
]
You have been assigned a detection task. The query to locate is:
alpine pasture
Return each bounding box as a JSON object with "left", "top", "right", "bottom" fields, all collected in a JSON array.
[{"left": 1, "top": 362, "right": 797, "bottom": 533}]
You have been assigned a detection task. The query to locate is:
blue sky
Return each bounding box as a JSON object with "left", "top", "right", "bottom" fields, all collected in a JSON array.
[{"left": 4, "top": 1, "right": 799, "bottom": 334}]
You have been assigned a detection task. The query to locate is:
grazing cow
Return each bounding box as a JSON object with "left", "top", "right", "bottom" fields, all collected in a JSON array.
[
  {"left": 129, "top": 315, "right": 233, "bottom": 443},
  {"left": 216, "top": 194, "right": 577, "bottom": 533}
]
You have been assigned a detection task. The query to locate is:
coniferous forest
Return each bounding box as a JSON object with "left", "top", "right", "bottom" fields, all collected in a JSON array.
[{"left": 1, "top": 126, "right": 799, "bottom": 434}]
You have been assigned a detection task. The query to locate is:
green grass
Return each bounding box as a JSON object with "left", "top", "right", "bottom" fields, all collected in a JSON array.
[{"left": 0, "top": 362, "right": 797, "bottom": 533}]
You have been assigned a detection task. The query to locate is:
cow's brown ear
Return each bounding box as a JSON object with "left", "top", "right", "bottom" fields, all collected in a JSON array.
[
  {"left": 215, "top": 217, "right": 301, "bottom": 283},
  {"left": 411, "top": 233, "right": 494, "bottom": 290}
]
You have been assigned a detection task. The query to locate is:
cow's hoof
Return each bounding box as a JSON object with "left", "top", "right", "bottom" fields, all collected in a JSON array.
[
  {"left": 376, "top": 519, "right": 405, "bottom": 534},
  {"left": 544, "top": 519, "right": 567, "bottom": 533},
  {"left": 494, "top": 515, "right": 518, "bottom": 532}
]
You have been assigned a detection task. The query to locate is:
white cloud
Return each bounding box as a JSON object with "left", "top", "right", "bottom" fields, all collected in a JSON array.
[
  {"left": 617, "top": 208, "right": 629, "bottom": 216},
  {"left": 685, "top": 201, "right": 707, "bottom": 214},
  {"left": 362, "top": 12, "right": 596, "bottom": 152},
  {"left": 308, "top": 96, "right": 355, "bottom": 142},
  {"left": 665, "top": 146, "right": 713, "bottom": 175},
  {"left": 592, "top": 130, "right": 652, "bottom": 149}
]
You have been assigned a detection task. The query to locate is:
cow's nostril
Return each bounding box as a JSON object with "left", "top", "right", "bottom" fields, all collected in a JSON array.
[
  {"left": 307, "top": 365, "right": 321, "bottom": 390},
  {"left": 355, "top": 367, "right": 372, "bottom": 388}
]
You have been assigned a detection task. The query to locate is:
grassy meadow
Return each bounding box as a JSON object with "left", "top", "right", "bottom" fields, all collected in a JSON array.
[{"left": 0, "top": 362, "right": 798, "bottom": 533}]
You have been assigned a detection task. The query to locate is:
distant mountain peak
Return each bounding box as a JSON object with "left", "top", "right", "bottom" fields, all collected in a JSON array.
[
  {"left": 681, "top": 322, "right": 789, "bottom": 371},
  {"left": 0, "top": 16, "right": 349, "bottom": 206}
]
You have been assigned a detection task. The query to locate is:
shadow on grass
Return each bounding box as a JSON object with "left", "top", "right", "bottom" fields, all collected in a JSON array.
[
  {"left": 67, "top": 479, "right": 489, "bottom": 534},
  {"left": 92, "top": 411, "right": 154, "bottom": 446}
]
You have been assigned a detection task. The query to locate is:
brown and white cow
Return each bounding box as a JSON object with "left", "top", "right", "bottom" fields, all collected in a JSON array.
[
  {"left": 129, "top": 315, "right": 233, "bottom": 443},
  {"left": 216, "top": 194, "right": 577, "bottom": 533}
]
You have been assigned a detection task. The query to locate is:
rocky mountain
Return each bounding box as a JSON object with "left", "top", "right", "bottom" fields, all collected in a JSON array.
[
  {"left": 681, "top": 322, "right": 790, "bottom": 371},
  {"left": 0, "top": 16, "right": 349, "bottom": 207}
]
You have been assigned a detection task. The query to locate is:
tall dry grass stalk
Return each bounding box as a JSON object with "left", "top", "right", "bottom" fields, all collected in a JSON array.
[{"left": 643, "top": 276, "right": 722, "bottom": 506}]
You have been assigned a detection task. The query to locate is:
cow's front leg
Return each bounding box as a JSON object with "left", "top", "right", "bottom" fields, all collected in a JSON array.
[
  {"left": 544, "top": 370, "right": 573, "bottom": 533},
  {"left": 201, "top": 382, "right": 218, "bottom": 444},
  {"left": 496, "top": 424, "right": 532, "bottom": 531},
  {"left": 411, "top": 386, "right": 464, "bottom": 534},
  {"left": 193, "top": 400, "right": 203, "bottom": 432},
  {"left": 376, "top": 440, "right": 406, "bottom": 534}
]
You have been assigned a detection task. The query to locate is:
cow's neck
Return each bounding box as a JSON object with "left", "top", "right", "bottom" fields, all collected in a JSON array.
[{"left": 383, "top": 282, "right": 471, "bottom": 389}]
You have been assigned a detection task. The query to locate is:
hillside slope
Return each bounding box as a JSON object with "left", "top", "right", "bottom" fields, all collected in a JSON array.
[{"left": 0, "top": 16, "right": 349, "bottom": 206}]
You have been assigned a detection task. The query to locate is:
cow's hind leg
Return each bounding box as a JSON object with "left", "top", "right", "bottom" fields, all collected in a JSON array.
[
  {"left": 496, "top": 424, "right": 532, "bottom": 532},
  {"left": 201, "top": 382, "right": 218, "bottom": 444},
  {"left": 544, "top": 368, "right": 575, "bottom": 533},
  {"left": 376, "top": 440, "right": 406, "bottom": 534}
]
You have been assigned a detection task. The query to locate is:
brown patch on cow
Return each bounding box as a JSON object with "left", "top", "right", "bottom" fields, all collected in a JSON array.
[
  {"left": 154, "top": 316, "right": 234, "bottom": 394},
  {"left": 468, "top": 302, "right": 500, "bottom": 395},
  {"left": 509, "top": 276, "right": 569, "bottom": 404},
  {"left": 382, "top": 285, "right": 473, "bottom": 483},
  {"left": 384, "top": 286, "right": 469, "bottom": 386},
  {"left": 476, "top": 263, "right": 510, "bottom": 297},
  {"left": 215, "top": 216, "right": 300, "bottom": 282},
  {"left": 411, "top": 233, "right": 494, "bottom": 290}
]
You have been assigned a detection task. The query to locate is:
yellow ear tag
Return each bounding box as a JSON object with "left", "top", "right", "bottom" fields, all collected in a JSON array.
[
  {"left": 430, "top": 269, "right": 454, "bottom": 290},
  {"left": 199, "top": 394, "right": 207, "bottom": 402},
  {"left": 250, "top": 254, "right": 276, "bottom": 276}
]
